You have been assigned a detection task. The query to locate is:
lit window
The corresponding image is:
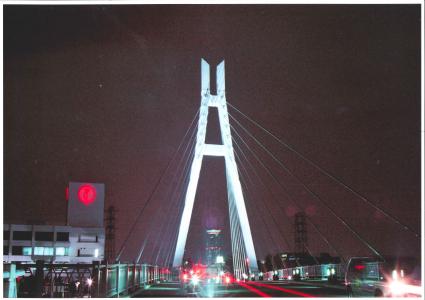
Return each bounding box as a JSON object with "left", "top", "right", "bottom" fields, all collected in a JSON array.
[
  {"left": 44, "top": 247, "right": 54, "bottom": 256},
  {"left": 23, "top": 247, "right": 32, "bottom": 255},
  {"left": 94, "top": 248, "right": 99, "bottom": 258},
  {"left": 34, "top": 247, "right": 44, "bottom": 255},
  {"left": 34, "top": 247, "right": 54, "bottom": 256},
  {"left": 56, "top": 247, "right": 69, "bottom": 256}
]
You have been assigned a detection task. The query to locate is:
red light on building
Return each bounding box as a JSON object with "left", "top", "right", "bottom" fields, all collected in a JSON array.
[
  {"left": 66, "top": 186, "right": 69, "bottom": 201},
  {"left": 78, "top": 184, "right": 97, "bottom": 206}
]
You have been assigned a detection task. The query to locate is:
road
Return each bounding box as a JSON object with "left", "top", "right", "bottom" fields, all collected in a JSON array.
[{"left": 132, "top": 280, "right": 348, "bottom": 297}]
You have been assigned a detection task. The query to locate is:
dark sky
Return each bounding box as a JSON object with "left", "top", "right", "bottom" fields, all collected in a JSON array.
[{"left": 3, "top": 5, "right": 421, "bottom": 265}]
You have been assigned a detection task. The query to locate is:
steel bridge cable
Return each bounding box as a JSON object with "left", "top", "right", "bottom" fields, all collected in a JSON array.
[
  {"left": 234, "top": 138, "right": 316, "bottom": 266},
  {"left": 234, "top": 150, "right": 282, "bottom": 254},
  {"left": 155, "top": 136, "right": 197, "bottom": 265},
  {"left": 150, "top": 124, "right": 198, "bottom": 264},
  {"left": 115, "top": 109, "right": 200, "bottom": 261},
  {"left": 227, "top": 101, "right": 420, "bottom": 239},
  {"left": 234, "top": 136, "right": 298, "bottom": 255},
  {"left": 230, "top": 122, "right": 345, "bottom": 262},
  {"left": 162, "top": 144, "right": 197, "bottom": 267},
  {"left": 156, "top": 140, "right": 196, "bottom": 266},
  {"left": 161, "top": 149, "right": 196, "bottom": 266},
  {"left": 164, "top": 152, "right": 197, "bottom": 267},
  {"left": 132, "top": 117, "right": 198, "bottom": 264},
  {"left": 231, "top": 193, "right": 247, "bottom": 277},
  {"left": 232, "top": 139, "right": 292, "bottom": 253},
  {"left": 234, "top": 151, "right": 281, "bottom": 256},
  {"left": 234, "top": 136, "right": 297, "bottom": 255},
  {"left": 229, "top": 114, "right": 384, "bottom": 261},
  {"left": 146, "top": 129, "right": 196, "bottom": 264},
  {"left": 233, "top": 134, "right": 314, "bottom": 266}
]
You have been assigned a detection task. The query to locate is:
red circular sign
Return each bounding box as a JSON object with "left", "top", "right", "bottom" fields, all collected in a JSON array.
[{"left": 78, "top": 184, "right": 97, "bottom": 206}]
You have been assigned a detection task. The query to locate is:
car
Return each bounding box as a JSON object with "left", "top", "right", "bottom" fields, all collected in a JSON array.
[{"left": 345, "top": 256, "right": 421, "bottom": 297}]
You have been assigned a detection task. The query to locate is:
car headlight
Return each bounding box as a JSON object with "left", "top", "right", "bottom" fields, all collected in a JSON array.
[
  {"left": 390, "top": 280, "right": 407, "bottom": 296},
  {"left": 191, "top": 274, "right": 200, "bottom": 285}
]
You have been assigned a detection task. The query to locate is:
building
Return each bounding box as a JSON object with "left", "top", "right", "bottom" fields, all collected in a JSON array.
[
  {"left": 205, "top": 229, "right": 223, "bottom": 266},
  {"left": 3, "top": 224, "right": 104, "bottom": 264},
  {"left": 3, "top": 182, "right": 105, "bottom": 264}
]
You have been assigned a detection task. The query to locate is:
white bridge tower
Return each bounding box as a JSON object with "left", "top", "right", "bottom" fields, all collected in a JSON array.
[{"left": 173, "top": 59, "right": 258, "bottom": 277}]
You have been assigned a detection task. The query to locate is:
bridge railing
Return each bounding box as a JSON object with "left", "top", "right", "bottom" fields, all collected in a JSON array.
[{"left": 264, "top": 263, "right": 346, "bottom": 282}]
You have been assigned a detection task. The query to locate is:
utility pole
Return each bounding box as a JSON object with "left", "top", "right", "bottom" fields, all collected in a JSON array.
[
  {"left": 294, "top": 212, "right": 307, "bottom": 254},
  {"left": 105, "top": 206, "right": 117, "bottom": 263}
]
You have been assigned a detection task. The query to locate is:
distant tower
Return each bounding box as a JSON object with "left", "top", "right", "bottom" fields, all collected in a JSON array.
[
  {"left": 205, "top": 229, "right": 223, "bottom": 265},
  {"left": 105, "top": 206, "right": 117, "bottom": 262},
  {"left": 294, "top": 212, "right": 307, "bottom": 254}
]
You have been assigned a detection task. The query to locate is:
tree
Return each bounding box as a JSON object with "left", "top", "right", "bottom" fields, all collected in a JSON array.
[
  {"left": 273, "top": 254, "right": 284, "bottom": 270},
  {"left": 264, "top": 254, "right": 274, "bottom": 271},
  {"left": 257, "top": 260, "right": 266, "bottom": 273}
]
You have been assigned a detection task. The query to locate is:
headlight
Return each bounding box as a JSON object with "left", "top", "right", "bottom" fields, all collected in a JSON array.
[
  {"left": 191, "top": 274, "right": 200, "bottom": 285},
  {"left": 390, "top": 280, "right": 406, "bottom": 296}
]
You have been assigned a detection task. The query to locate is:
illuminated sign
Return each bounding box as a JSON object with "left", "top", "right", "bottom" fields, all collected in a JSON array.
[
  {"left": 78, "top": 184, "right": 97, "bottom": 206},
  {"left": 67, "top": 182, "right": 104, "bottom": 227}
]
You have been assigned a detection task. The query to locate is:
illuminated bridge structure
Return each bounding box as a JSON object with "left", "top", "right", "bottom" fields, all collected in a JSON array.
[
  {"left": 112, "top": 59, "right": 419, "bottom": 282},
  {"left": 6, "top": 59, "right": 416, "bottom": 298},
  {"left": 172, "top": 59, "right": 258, "bottom": 279}
]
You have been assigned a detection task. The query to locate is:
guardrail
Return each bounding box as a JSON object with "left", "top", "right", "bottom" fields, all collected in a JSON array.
[{"left": 3, "top": 262, "right": 173, "bottom": 298}]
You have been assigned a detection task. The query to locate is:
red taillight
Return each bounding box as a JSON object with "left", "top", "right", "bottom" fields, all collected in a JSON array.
[{"left": 354, "top": 265, "right": 365, "bottom": 271}]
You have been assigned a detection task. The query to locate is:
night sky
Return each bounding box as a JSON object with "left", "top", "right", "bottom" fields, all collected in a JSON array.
[{"left": 3, "top": 5, "right": 421, "bottom": 264}]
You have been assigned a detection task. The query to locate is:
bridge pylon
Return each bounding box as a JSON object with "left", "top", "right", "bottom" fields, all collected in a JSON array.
[{"left": 173, "top": 59, "right": 258, "bottom": 278}]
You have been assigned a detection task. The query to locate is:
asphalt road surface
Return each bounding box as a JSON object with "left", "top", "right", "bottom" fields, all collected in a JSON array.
[{"left": 132, "top": 280, "right": 348, "bottom": 297}]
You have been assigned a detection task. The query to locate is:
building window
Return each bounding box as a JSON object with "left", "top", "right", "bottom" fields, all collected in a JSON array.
[
  {"left": 12, "top": 246, "right": 23, "bottom": 255},
  {"left": 79, "top": 234, "right": 98, "bottom": 242},
  {"left": 4, "top": 230, "right": 10, "bottom": 240},
  {"left": 35, "top": 232, "right": 54, "bottom": 241},
  {"left": 4, "top": 245, "right": 9, "bottom": 255},
  {"left": 23, "top": 247, "right": 32, "bottom": 255},
  {"left": 56, "top": 232, "right": 69, "bottom": 242},
  {"left": 56, "top": 247, "right": 69, "bottom": 256},
  {"left": 13, "top": 231, "right": 32, "bottom": 241},
  {"left": 34, "top": 247, "right": 54, "bottom": 256}
]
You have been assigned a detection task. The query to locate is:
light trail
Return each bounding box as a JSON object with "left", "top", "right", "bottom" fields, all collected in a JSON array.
[
  {"left": 237, "top": 281, "right": 271, "bottom": 297},
  {"left": 249, "top": 282, "right": 315, "bottom": 298}
]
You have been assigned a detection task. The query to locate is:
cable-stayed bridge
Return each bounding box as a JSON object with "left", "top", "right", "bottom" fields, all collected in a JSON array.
[
  {"left": 4, "top": 59, "right": 421, "bottom": 298},
  {"left": 109, "top": 59, "right": 420, "bottom": 297}
]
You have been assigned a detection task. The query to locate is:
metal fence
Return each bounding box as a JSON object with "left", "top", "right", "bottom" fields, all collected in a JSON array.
[{"left": 3, "top": 262, "right": 172, "bottom": 298}]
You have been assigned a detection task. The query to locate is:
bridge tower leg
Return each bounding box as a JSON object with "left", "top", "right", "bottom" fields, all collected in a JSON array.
[{"left": 173, "top": 59, "right": 258, "bottom": 276}]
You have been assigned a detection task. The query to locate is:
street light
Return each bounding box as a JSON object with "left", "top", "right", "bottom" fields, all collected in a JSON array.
[{"left": 86, "top": 278, "right": 93, "bottom": 298}]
